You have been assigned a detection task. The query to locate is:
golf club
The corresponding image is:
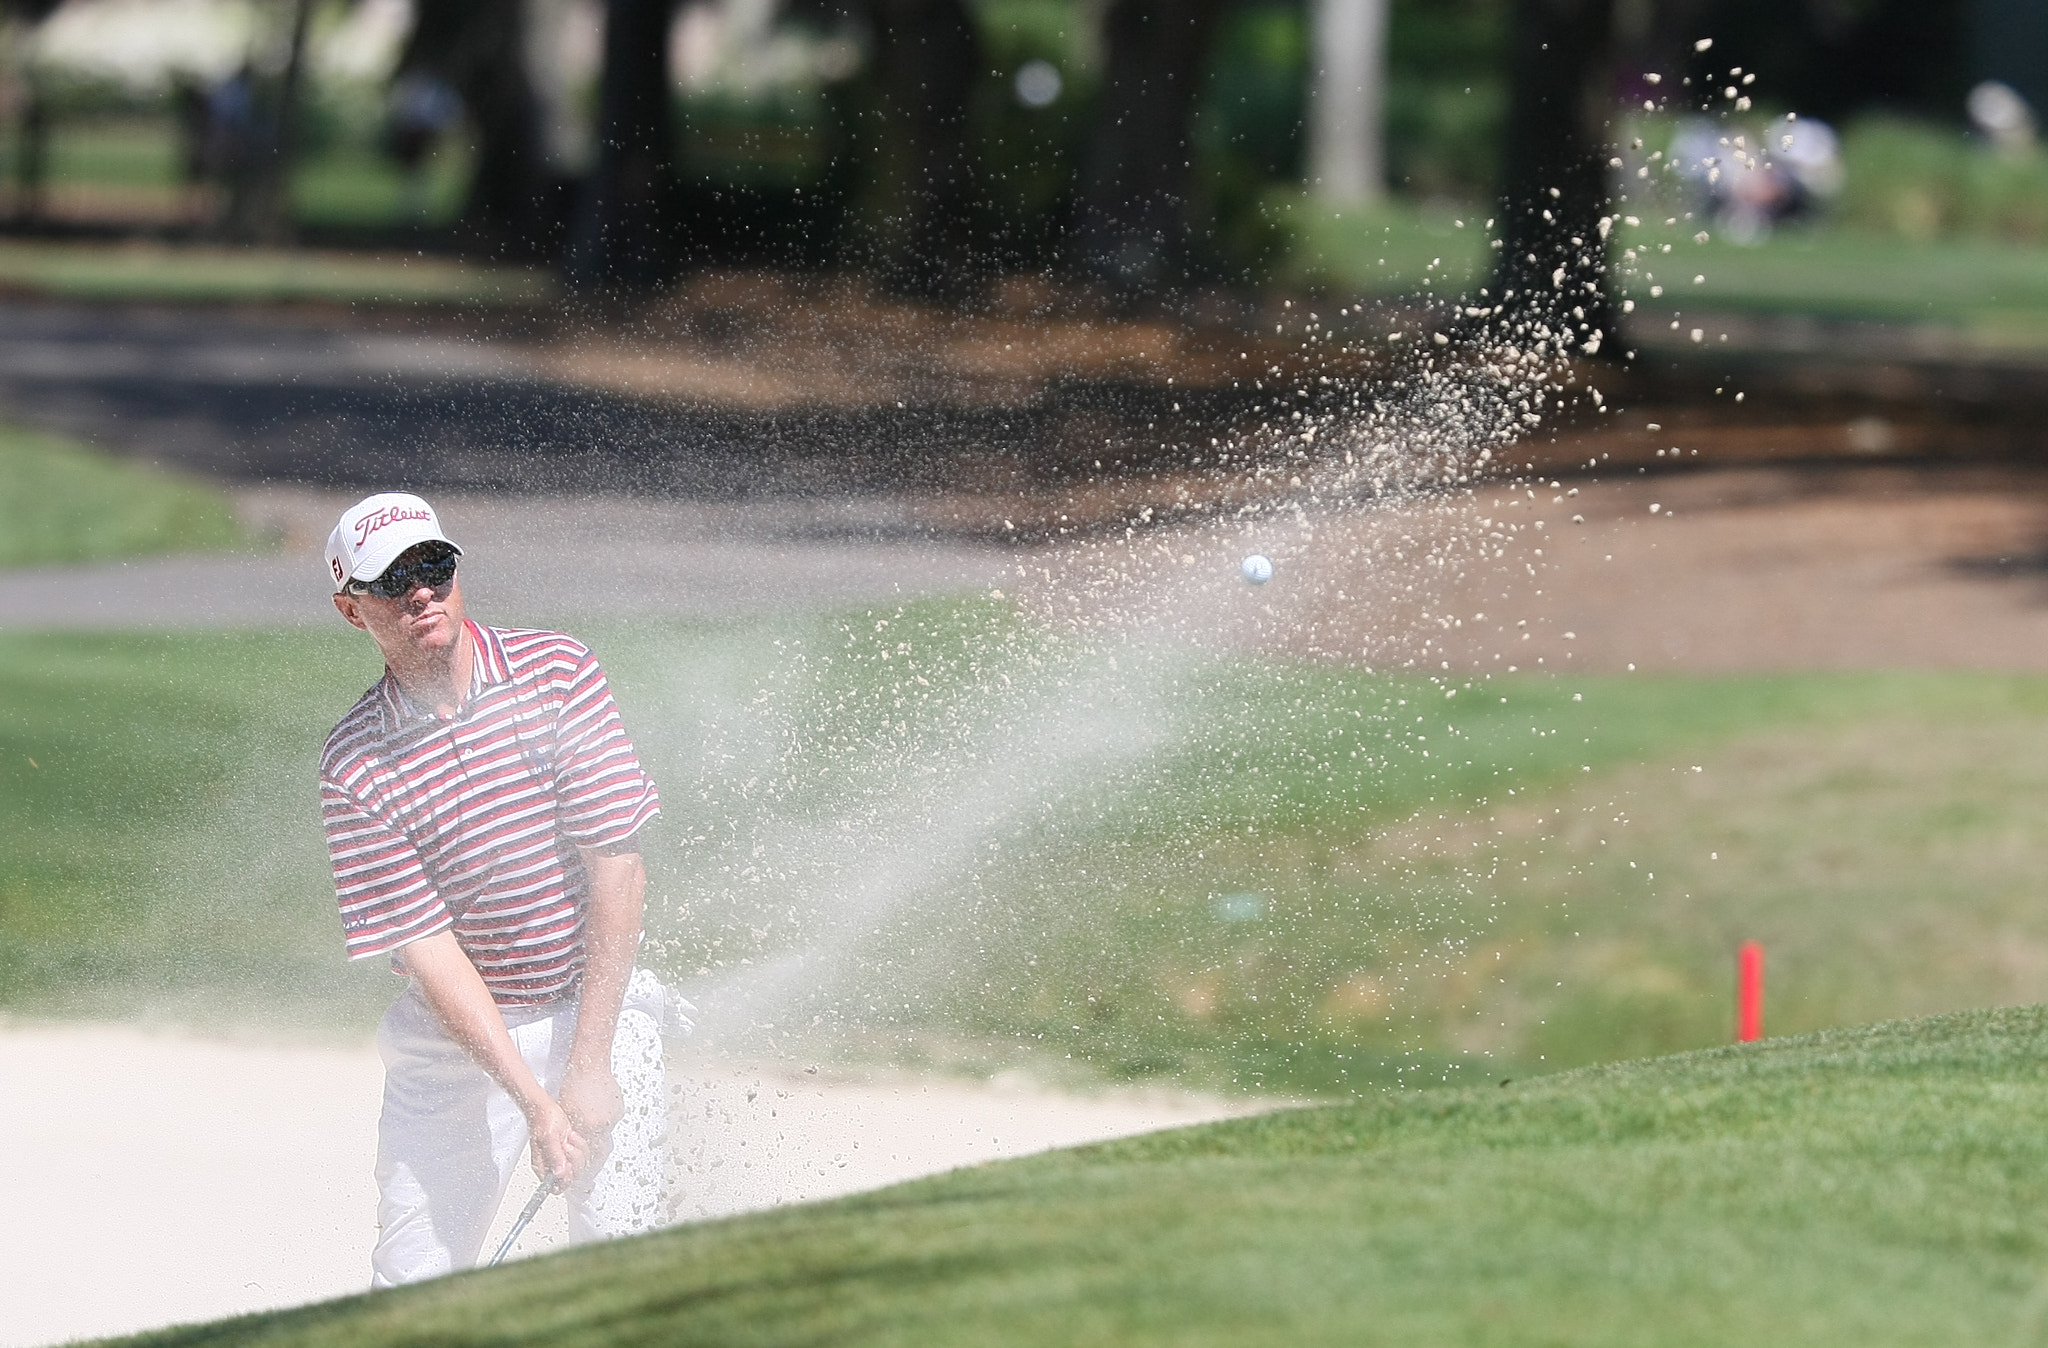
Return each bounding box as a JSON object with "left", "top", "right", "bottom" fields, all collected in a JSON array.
[{"left": 486, "top": 1176, "right": 562, "bottom": 1268}]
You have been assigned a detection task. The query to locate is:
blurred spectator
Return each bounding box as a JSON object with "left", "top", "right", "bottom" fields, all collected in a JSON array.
[
  {"left": 385, "top": 72, "right": 461, "bottom": 219},
  {"left": 1672, "top": 114, "right": 1841, "bottom": 243},
  {"left": 387, "top": 72, "right": 461, "bottom": 172},
  {"left": 1967, "top": 80, "right": 2036, "bottom": 156},
  {"left": 173, "top": 75, "right": 207, "bottom": 180},
  {"left": 207, "top": 67, "right": 254, "bottom": 183},
  {"left": 14, "top": 72, "right": 46, "bottom": 223},
  {"left": 171, "top": 73, "right": 213, "bottom": 223}
]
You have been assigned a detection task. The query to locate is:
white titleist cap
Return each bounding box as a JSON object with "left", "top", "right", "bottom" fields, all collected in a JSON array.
[{"left": 326, "top": 492, "right": 461, "bottom": 592}]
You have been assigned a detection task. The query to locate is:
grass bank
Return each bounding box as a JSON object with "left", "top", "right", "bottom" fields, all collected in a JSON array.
[
  {"left": 0, "top": 423, "right": 245, "bottom": 567},
  {"left": 9, "top": 603, "right": 2048, "bottom": 1093},
  {"left": 117, "top": 1005, "right": 2048, "bottom": 1347}
]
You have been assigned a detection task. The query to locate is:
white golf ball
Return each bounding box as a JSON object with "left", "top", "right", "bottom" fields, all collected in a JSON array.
[{"left": 1240, "top": 553, "right": 1274, "bottom": 585}]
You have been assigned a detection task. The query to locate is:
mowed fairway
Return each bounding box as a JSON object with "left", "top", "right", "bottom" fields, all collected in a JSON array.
[
  {"left": 10, "top": 607, "right": 2048, "bottom": 1088},
  {"left": 114, "top": 1006, "right": 2048, "bottom": 1347},
  {"left": 0, "top": 423, "right": 244, "bottom": 568}
]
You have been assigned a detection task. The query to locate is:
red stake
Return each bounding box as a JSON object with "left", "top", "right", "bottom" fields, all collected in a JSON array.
[{"left": 1737, "top": 941, "right": 1765, "bottom": 1042}]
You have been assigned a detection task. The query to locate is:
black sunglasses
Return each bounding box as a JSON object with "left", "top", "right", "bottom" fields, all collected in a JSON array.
[{"left": 349, "top": 550, "right": 458, "bottom": 599}]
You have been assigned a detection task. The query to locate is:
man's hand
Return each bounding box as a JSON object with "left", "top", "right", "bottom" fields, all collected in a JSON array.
[
  {"left": 525, "top": 1093, "right": 590, "bottom": 1188},
  {"left": 401, "top": 931, "right": 596, "bottom": 1187}
]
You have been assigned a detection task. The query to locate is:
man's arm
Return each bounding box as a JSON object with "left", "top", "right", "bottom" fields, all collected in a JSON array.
[
  {"left": 556, "top": 845, "right": 647, "bottom": 1147},
  {"left": 401, "top": 930, "right": 588, "bottom": 1185}
]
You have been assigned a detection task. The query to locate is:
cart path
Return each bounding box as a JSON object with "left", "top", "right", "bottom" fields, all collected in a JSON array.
[{"left": 0, "top": 484, "right": 1025, "bottom": 631}]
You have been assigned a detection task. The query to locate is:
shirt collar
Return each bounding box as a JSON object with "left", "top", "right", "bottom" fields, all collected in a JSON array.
[
  {"left": 377, "top": 621, "right": 506, "bottom": 729},
  {"left": 467, "top": 620, "right": 511, "bottom": 689}
]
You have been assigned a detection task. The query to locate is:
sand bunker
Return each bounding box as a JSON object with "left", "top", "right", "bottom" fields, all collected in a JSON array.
[{"left": 1, "top": 1024, "right": 1262, "bottom": 1348}]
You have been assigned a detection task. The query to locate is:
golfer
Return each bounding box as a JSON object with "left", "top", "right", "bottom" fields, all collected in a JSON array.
[{"left": 318, "top": 492, "right": 669, "bottom": 1285}]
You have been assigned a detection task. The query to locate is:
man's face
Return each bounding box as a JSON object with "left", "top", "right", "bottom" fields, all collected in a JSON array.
[{"left": 331, "top": 543, "right": 466, "bottom": 665}]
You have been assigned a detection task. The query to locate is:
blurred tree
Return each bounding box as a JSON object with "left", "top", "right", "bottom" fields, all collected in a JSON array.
[
  {"left": 399, "top": 0, "right": 550, "bottom": 256},
  {"left": 568, "top": 0, "right": 676, "bottom": 288},
  {"left": 1073, "top": 0, "right": 1226, "bottom": 292},
  {"left": 1973, "top": 0, "right": 2048, "bottom": 122},
  {"left": 1672, "top": 0, "right": 1969, "bottom": 125},
  {"left": 846, "top": 0, "right": 981, "bottom": 297},
  {"left": 1382, "top": 0, "right": 1508, "bottom": 200},
  {"left": 963, "top": 1, "right": 1090, "bottom": 272},
  {"left": 1492, "top": 0, "right": 1614, "bottom": 342},
  {"left": 1609, "top": 0, "right": 1702, "bottom": 79},
  {"left": 1, "top": 0, "right": 64, "bottom": 225},
  {"left": 1191, "top": 0, "right": 1307, "bottom": 275},
  {"left": 225, "top": 0, "right": 317, "bottom": 244},
  {"left": 1308, "top": 0, "right": 1390, "bottom": 205},
  {"left": 12, "top": 63, "right": 46, "bottom": 222}
]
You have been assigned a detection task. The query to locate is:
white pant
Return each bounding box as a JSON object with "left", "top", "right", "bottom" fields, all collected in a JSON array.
[{"left": 370, "top": 972, "right": 668, "bottom": 1286}]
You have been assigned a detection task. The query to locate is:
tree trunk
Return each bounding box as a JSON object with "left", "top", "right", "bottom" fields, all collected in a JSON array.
[
  {"left": 1071, "top": 0, "right": 1224, "bottom": 293},
  {"left": 1973, "top": 0, "right": 2048, "bottom": 133},
  {"left": 1492, "top": 0, "right": 1616, "bottom": 344},
  {"left": 6, "top": 0, "right": 63, "bottom": 225},
  {"left": 260, "top": 0, "right": 314, "bottom": 243},
  {"left": 401, "top": 0, "right": 548, "bottom": 257},
  {"left": 1307, "top": 0, "right": 1389, "bottom": 207},
  {"left": 449, "top": 4, "right": 544, "bottom": 255},
  {"left": 850, "top": 0, "right": 979, "bottom": 298},
  {"left": 567, "top": 0, "right": 677, "bottom": 290},
  {"left": 14, "top": 63, "right": 45, "bottom": 223},
  {"left": 224, "top": 0, "right": 314, "bottom": 243}
]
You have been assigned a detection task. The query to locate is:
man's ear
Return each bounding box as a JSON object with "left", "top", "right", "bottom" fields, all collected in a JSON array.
[{"left": 332, "top": 592, "right": 370, "bottom": 631}]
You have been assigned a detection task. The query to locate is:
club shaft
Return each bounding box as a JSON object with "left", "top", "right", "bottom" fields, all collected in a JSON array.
[{"left": 487, "top": 1179, "right": 559, "bottom": 1267}]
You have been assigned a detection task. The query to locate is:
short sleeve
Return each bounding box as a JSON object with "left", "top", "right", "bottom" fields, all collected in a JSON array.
[
  {"left": 551, "top": 650, "right": 661, "bottom": 848},
  {"left": 321, "top": 777, "right": 452, "bottom": 958}
]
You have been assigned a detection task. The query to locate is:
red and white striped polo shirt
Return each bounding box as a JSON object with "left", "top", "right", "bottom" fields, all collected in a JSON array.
[{"left": 320, "top": 621, "right": 660, "bottom": 1006}]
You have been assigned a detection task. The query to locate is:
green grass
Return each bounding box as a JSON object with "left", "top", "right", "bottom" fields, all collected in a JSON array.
[
  {"left": 1613, "top": 219, "right": 2048, "bottom": 344},
  {"left": 1275, "top": 192, "right": 2048, "bottom": 348},
  {"left": 1271, "top": 192, "right": 1492, "bottom": 296},
  {"left": 5, "top": 114, "right": 471, "bottom": 233},
  {"left": 113, "top": 1004, "right": 2048, "bottom": 1347},
  {"left": 12, "top": 603, "right": 2048, "bottom": 1095},
  {"left": 0, "top": 423, "right": 246, "bottom": 567},
  {"left": 42, "top": 116, "right": 181, "bottom": 190},
  {"left": 1831, "top": 115, "right": 2048, "bottom": 246},
  {"left": 0, "top": 112, "right": 532, "bottom": 306},
  {"left": 291, "top": 147, "right": 470, "bottom": 230}
]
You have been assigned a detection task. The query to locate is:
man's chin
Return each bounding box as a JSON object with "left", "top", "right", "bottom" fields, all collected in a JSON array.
[{"left": 405, "top": 613, "right": 457, "bottom": 646}]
